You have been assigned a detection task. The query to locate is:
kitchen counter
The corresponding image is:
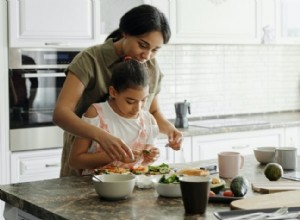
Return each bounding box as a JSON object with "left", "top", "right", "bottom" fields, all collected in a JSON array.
[
  {"left": 0, "top": 156, "right": 285, "bottom": 220},
  {"left": 173, "top": 111, "right": 300, "bottom": 137}
]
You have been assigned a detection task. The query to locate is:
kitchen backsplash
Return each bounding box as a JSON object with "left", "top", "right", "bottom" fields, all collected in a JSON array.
[{"left": 156, "top": 44, "right": 300, "bottom": 120}]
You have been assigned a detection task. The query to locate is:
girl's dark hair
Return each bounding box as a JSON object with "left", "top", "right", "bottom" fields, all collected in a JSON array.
[
  {"left": 106, "top": 4, "right": 171, "bottom": 44},
  {"left": 111, "top": 59, "right": 149, "bottom": 93}
]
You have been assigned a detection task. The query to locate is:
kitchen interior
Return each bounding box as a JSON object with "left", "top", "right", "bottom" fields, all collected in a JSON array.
[{"left": 1, "top": 0, "right": 300, "bottom": 219}]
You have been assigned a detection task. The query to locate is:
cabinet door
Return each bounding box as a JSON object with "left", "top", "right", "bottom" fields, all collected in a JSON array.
[
  {"left": 10, "top": 148, "right": 62, "bottom": 183},
  {"left": 155, "top": 136, "right": 192, "bottom": 164},
  {"left": 169, "top": 0, "right": 261, "bottom": 44},
  {"left": 8, "top": 0, "right": 100, "bottom": 47},
  {"left": 275, "top": 0, "right": 300, "bottom": 44},
  {"left": 192, "top": 128, "right": 284, "bottom": 161}
]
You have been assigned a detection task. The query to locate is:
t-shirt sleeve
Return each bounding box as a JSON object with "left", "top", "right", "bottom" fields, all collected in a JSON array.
[{"left": 81, "top": 114, "right": 100, "bottom": 128}]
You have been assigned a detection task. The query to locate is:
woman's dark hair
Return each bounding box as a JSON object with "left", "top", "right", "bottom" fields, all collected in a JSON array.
[
  {"left": 111, "top": 59, "right": 149, "bottom": 93},
  {"left": 106, "top": 4, "right": 171, "bottom": 44}
]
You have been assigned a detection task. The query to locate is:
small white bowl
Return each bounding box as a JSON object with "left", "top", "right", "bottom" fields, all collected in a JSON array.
[
  {"left": 253, "top": 147, "right": 276, "bottom": 164},
  {"left": 92, "top": 174, "right": 136, "bottom": 200},
  {"left": 152, "top": 176, "right": 181, "bottom": 198}
]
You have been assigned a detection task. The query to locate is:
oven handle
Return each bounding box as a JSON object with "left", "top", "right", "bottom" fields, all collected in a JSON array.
[{"left": 22, "top": 73, "right": 66, "bottom": 78}]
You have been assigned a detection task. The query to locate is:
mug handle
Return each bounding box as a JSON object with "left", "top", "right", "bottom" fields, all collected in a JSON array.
[{"left": 240, "top": 155, "right": 245, "bottom": 169}]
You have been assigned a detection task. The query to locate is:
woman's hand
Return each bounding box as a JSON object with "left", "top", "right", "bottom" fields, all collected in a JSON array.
[
  {"left": 142, "top": 146, "right": 160, "bottom": 165},
  {"left": 166, "top": 127, "right": 183, "bottom": 151},
  {"left": 95, "top": 130, "right": 135, "bottom": 162}
]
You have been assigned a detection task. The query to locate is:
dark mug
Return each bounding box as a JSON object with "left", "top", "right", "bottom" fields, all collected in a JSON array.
[{"left": 179, "top": 176, "right": 211, "bottom": 215}]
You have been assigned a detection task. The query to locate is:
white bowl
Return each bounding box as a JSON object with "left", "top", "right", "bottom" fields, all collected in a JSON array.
[
  {"left": 253, "top": 147, "right": 276, "bottom": 164},
  {"left": 152, "top": 176, "right": 181, "bottom": 198},
  {"left": 92, "top": 174, "right": 136, "bottom": 200}
]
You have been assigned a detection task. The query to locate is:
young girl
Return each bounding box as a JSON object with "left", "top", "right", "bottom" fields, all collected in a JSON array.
[{"left": 68, "top": 59, "right": 160, "bottom": 175}]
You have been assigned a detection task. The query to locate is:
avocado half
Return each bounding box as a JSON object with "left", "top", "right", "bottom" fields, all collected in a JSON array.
[{"left": 210, "top": 179, "right": 226, "bottom": 194}]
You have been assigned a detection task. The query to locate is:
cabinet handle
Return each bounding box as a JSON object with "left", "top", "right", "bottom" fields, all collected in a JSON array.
[
  {"left": 45, "top": 163, "right": 60, "bottom": 168},
  {"left": 232, "top": 145, "right": 250, "bottom": 150},
  {"left": 44, "top": 42, "right": 70, "bottom": 46}
]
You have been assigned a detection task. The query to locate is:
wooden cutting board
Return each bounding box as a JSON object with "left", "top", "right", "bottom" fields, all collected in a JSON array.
[
  {"left": 231, "top": 190, "right": 300, "bottom": 210},
  {"left": 252, "top": 181, "right": 300, "bottom": 193}
]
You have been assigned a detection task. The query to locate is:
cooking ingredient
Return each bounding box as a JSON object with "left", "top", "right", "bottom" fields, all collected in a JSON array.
[
  {"left": 223, "top": 190, "right": 234, "bottom": 197},
  {"left": 210, "top": 177, "right": 226, "bottom": 194},
  {"left": 159, "top": 174, "right": 180, "bottom": 184},
  {"left": 130, "top": 165, "right": 149, "bottom": 175},
  {"left": 142, "top": 149, "right": 151, "bottom": 155},
  {"left": 148, "top": 163, "right": 170, "bottom": 174},
  {"left": 264, "top": 163, "right": 283, "bottom": 181},
  {"left": 230, "top": 176, "right": 249, "bottom": 197}
]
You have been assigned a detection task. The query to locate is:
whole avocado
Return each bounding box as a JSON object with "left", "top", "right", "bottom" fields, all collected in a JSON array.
[
  {"left": 230, "top": 176, "right": 249, "bottom": 197},
  {"left": 264, "top": 163, "right": 283, "bottom": 181}
]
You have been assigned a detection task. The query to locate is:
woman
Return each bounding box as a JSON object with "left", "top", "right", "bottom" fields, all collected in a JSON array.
[
  {"left": 53, "top": 4, "right": 183, "bottom": 177},
  {"left": 69, "top": 59, "right": 160, "bottom": 175}
]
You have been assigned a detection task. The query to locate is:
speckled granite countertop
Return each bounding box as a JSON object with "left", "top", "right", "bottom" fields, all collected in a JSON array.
[
  {"left": 0, "top": 156, "right": 287, "bottom": 220},
  {"left": 171, "top": 111, "right": 300, "bottom": 137}
]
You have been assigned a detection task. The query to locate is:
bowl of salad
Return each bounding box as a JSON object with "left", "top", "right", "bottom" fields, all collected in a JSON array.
[{"left": 152, "top": 174, "right": 182, "bottom": 198}]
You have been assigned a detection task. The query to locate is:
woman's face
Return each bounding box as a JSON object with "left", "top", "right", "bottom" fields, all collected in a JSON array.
[
  {"left": 122, "top": 31, "right": 164, "bottom": 63},
  {"left": 109, "top": 86, "right": 150, "bottom": 119}
]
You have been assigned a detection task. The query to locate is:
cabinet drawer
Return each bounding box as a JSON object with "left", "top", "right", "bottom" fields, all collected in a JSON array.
[
  {"left": 11, "top": 149, "right": 62, "bottom": 183},
  {"left": 192, "top": 129, "right": 284, "bottom": 161}
]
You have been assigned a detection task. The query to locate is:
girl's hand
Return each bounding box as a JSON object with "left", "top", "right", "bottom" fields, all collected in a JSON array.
[
  {"left": 123, "top": 149, "right": 143, "bottom": 164},
  {"left": 142, "top": 146, "right": 160, "bottom": 165}
]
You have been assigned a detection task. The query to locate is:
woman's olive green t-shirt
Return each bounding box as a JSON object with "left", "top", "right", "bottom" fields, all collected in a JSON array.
[{"left": 60, "top": 39, "right": 163, "bottom": 177}]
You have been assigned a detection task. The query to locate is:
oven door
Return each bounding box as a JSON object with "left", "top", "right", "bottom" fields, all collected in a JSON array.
[{"left": 9, "top": 68, "right": 65, "bottom": 129}]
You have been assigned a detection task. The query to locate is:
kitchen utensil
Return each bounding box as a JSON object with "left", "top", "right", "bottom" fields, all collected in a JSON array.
[
  {"left": 93, "top": 175, "right": 102, "bottom": 182},
  {"left": 231, "top": 190, "right": 300, "bottom": 210},
  {"left": 174, "top": 100, "right": 190, "bottom": 128},
  {"left": 218, "top": 151, "right": 244, "bottom": 179},
  {"left": 152, "top": 175, "right": 182, "bottom": 197},
  {"left": 179, "top": 176, "right": 211, "bottom": 214},
  {"left": 253, "top": 147, "right": 276, "bottom": 164},
  {"left": 276, "top": 147, "right": 298, "bottom": 170},
  {"left": 224, "top": 207, "right": 288, "bottom": 220},
  {"left": 92, "top": 174, "right": 136, "bottom": 200},
  {"left": 252, "top": 181, "right": 300, "bottom": 193}
]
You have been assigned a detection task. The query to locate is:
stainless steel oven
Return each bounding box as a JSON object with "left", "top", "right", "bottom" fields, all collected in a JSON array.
[{"left": 9, "top": 48, "right": 81, "bottom": 151}]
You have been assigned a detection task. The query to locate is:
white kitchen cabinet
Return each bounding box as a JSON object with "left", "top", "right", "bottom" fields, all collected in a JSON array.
[
  {"left": 155, "top": 136, "right": 192, "bottom": 164},
  {"left": 275, "top": 0, "right": 300, "bottom": 44},
  {"left": 8, "top": 0, "right": 101, "bottom": 48},
  {"left": 10, "top": 148, "right": 62, "bottom": 183},
  {"left": 192, "top": 128, "right": 285, "bottom": 161},
  {"left": 168, "top": 0, "right": 262, "bottom": 44}
]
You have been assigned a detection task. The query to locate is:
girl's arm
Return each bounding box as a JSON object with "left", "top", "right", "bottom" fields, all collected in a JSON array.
[
  {"left": 53, "top": 72, "right": 134, "bottom": 161},
  {"left": 68, "top": 105, "right": 113, "bottom": 169}
]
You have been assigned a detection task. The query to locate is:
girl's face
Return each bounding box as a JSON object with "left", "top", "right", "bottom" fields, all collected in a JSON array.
[
  {"left": 121, "top": 31, "right": 164, "bottom": 63},
  {"left": 109, "top": 86, "right": 150, "bottom": 119}
]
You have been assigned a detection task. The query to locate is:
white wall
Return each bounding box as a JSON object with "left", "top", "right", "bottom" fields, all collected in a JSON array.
[
  {"left": 157, "top": 44, "right": 300, "bottom": 119},
  {"left": 0, "top": 1, "right": 10, "bottom": 219}
]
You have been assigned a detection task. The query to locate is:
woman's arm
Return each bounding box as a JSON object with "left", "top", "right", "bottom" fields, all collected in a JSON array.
[
  {"left": 149, "top": 96, "right": 182, "bottom": 150},
  {"left": 53, "top": 72, "right": 134, "bottom": 160}
]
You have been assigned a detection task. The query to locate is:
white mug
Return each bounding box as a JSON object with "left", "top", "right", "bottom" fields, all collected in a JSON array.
[
  {"left": 218, "top": 151, "right": 244, "bottom": 179},
  {"left": 276, "top": 147, "right": 297, "bottom": 170}
]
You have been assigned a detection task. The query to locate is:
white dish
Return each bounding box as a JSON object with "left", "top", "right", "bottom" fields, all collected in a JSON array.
[
  {"left": 92, "top": 174, "right": 136, "bottom": 200},
  {"left": 152, "top": 176, "right": 181, "bottom": 198}
]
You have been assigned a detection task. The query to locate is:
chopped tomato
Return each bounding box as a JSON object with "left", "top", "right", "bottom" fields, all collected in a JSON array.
[{"left": 223, "top": 190, "right": 234, "bottom": 197}]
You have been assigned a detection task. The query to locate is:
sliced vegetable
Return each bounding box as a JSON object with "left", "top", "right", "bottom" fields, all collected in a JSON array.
[{"left": 159, "top": 174, "right": 179, "bottom": 184}]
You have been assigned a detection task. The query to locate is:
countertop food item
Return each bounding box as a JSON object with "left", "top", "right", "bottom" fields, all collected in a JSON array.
[
  {"left": 264, "top": 163, "right": 283, "bottom": 181},
  {"left": 230, "top": 176, "right": 249, "bottom": 197},
  {"left": 176, "top": 168, "right": 209, "bottom": 176},
  {"left": 210, "top": 177, "right": 226, "bottom": 194}
]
